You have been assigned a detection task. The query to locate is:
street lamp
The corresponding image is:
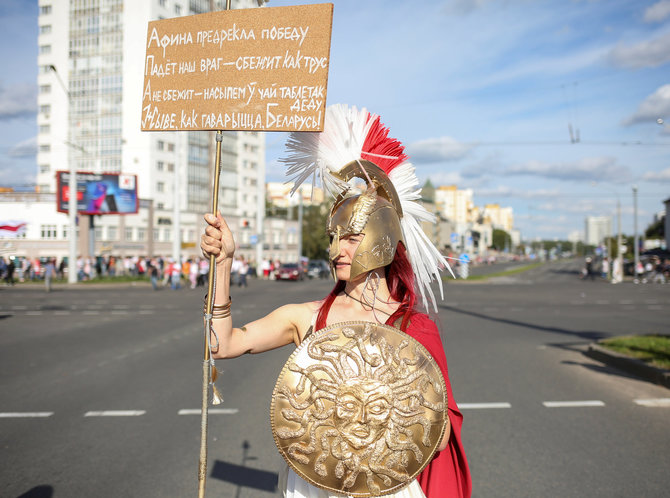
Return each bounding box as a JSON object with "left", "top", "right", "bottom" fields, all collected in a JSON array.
[{"left": 49, "top": 64, "right": 78, "bottom": 284}]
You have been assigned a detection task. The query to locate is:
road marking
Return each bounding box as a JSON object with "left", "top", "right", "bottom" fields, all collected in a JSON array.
[
  {"left": 112, "top": 310, "right": 129, "bottom": 315},
  {"left": 634, "top": 398, "right": 670, "bottom": 407},
  {"left": 26, "top": 311, "right": 43, "bottom": 315},
  {"left": 12, "top": 306, "right": 27, "bottom": 310},
  {"left": 647, "top": 305, "right": 663, "bottom": 311},
  {"left": 178, "top": 408, "right": 239, "bottom": 415},
  {"left": 596, "top": 300, "right": 610, "bottom": 305},
  {"left": 83, "top": 311, "right": 99, "bottom": 315},
  {"left": 619, "top": 300, "right": 633, "bottom": 305},
  {"left": 0, "top": 412, "right": 54, "bottom": 418},
  {"left": 84, "top": 410, "right": 146, "bottom": 417},
  {"left": 139, "top": 310, "right": 155, "bottom": 315},
  {"left": 54, "top": 311, "right": 71, "bottom": 315},
  {"left": 459, "top": 402, "right": 511, "bottom": 409},
  {"left": 543, "top": 400, "right": 605, "bottom": 408}
]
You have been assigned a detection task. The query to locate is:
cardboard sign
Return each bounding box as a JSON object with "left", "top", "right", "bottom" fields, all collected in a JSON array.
[{"left": 141, "top": 3, "right": 333, "bottom": 132}]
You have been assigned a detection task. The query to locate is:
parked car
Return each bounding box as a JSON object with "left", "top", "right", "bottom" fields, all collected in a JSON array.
[
  {"left": 275, "top": 262, "right": 304, "bottom": 281},
  {"left": 307, "top": 259, "right": 330, "bottom": 279}
]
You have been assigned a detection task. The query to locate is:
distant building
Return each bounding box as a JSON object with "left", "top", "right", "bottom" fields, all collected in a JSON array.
[
  {"left": 482, "top": 203, "right": 514, "bottom": 233},
  {"left": 585, "top": 216, "right": 612, "bottom": 246},
  {"left": 266, "top": 182, "right": 325, "bottom": 208}
]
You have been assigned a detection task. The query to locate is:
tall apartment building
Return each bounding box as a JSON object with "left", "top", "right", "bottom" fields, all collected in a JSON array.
[
  {"left": 482, "top": 203, "right": 514, "bottom": 232},
  {"left": 584, "top": 216, "right": 612, "bottom": 246},
  {"left": 35, "top": 0, "right": 265, "bottom": 259},
  {"left": 434, "top": 185, "right": 474, "bottom": 227}
]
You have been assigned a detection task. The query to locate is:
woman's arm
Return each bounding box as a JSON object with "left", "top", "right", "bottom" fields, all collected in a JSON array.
[{"left": 201, "top": 212, "right": 310, "bottom": 359}]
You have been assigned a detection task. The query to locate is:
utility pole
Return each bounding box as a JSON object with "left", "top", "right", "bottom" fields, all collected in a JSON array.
[
  {"left": 633, "top": 185, "right": 639, "bottom": 282},
  {"left": 297, "top": 187, "right": 303, "bottom": 260}
]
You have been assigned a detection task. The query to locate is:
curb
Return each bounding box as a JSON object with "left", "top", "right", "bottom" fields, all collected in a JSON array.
[{"left": 585, "top": 343, "right": 670, "bottom": 390}]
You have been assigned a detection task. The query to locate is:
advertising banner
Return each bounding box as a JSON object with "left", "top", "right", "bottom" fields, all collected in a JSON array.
[{"left": 56, "top": 172, "right": 139, "bottom": 215}]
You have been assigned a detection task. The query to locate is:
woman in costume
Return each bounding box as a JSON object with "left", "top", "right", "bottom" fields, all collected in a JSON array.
[{"left": 200, "top": 105, "right": 471, "bottom": 498}]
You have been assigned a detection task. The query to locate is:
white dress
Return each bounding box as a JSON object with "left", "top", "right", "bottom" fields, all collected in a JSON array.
[{"left": 280, "top": 465, "right": 426, "bottom": 498}]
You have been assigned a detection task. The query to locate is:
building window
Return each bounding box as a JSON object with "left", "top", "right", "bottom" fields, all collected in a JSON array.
[
  {"left": 107, "top": 226, "right": 118, "bottom": 241},
  {"left": 157, "top": 181, "right": 164, "bottom": 193},
  {"left": 94, "top": 227, "right": 103, "bottom": 240},
  {"left": 39, "top": 144, "right": 51, "bottom": 152},
  {"left": 157, "top": 161, "right": 164, "bottom": 171},
  {"left": 167, "top": 142, "right": 175, "bottom": 152},
  {"left": 40, "top": 5, "right": 52, "bottom": 15},
  {"left": 39, "top": 164, "right": 50, "bottom": 173},
  {"left": 39, "top": 84, "right": 51, "bottom": 94},
  {"left": 62, "top": 226, "right": 68, "bottom": 238},
  {"left": 125, "top": 227, "right": 133, "bottom": 241},
  {"left": 175, "top": 4, "right": 182, "bottom": 15},
  {"left": 157, "top": 140, "right": 164, "bottom": 150},
  {"left": 39, "top": 45, "right": 51, "bottom": 54},
  {"left": 163, "top": 228, "right": 171, "bottom": 242},
  {"left": 167, "top": 163, "right": 174, "bottom": 172},
  {"left": 159, "top": 0, "right": 166, "bottom": 6},
  {"left": 39, "top": 124, "right": 50, "bottom": 134},
  {"left": 137, "top": 228, "right": 146, "bottom": 241},
  {"left": 40, "top": 224, "right": 57, "bottom": 239},
  {"left": 40, "top": 25, "right": 52, "bottom": 35},
  {"left": 40, "top": 104, "right": 51, "bottom": 114},
  {"left": 157, "top": 202, "right": 164, "bottom": 210}
]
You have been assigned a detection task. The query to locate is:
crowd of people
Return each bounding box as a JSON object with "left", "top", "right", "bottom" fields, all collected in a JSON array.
[{"left": 581, "top": 255, "right": 670, "bottom": 284}]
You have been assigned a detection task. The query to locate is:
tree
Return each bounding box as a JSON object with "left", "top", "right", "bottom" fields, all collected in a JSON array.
[
  {"left": 491, "top": 229, "right": 511, "bottom": 251},
  {"left": 645, "top": 216, "right": 665, "bottom": 239},
  {"left": 301, "top": 203, "right": 330, "bottom": 260}
]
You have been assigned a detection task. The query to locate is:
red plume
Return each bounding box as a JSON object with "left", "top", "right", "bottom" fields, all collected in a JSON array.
[{"left": 361, "top": 115, "right": 408, "bottom": 174}]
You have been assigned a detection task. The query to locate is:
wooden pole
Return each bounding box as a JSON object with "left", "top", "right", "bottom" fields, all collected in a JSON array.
[{"left": 198, "top": 130, "right": 224, "bottom": 498}]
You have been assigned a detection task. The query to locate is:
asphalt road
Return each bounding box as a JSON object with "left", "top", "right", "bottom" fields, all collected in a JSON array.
[{"left": 1, "top": 260, "right": 669, "bottom": 497}]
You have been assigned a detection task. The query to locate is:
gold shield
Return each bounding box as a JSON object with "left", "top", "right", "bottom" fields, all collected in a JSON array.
[{"left": 270, "top": 322, "right": 448, "bottom": 497}]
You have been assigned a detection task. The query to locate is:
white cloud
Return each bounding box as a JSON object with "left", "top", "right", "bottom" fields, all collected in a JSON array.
[
  {"left": 608, "top": 31, "right": 670, "bottom": 69},
  {"left": 505, "top": 157, "right": 632, "bottom": 183},
  {"left": 406, "top": 137, "right": 472, "bottom": 163},
  {"left": 0, "top": 83, "right": 37, "bottom": 120},
  {"left": 644, "top": 1, "right": 670, "bottom": 22},
  {"left": 476, "top": 186, "right": 562, "bottom": 199},
  {"left": 641, "top": 168, "right": 670, "bottom": 182},
  {"left": 424, "top": 171, "right": 465, "bottom": 186},
  {"left": 622, "top": 84, "right": 670, "bottom": 126},
  {"left": 8, "top": 136, "right": 37, "bottom": 157}
]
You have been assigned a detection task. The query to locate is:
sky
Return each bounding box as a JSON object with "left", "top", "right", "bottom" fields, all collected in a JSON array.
[{"left": 1, "top": 0, "right": 669, "bottom": 241}]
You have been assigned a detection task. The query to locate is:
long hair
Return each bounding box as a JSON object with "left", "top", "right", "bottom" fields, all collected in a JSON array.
[{"left": 315, "top": 243, "right": 417, "bottom": 331}]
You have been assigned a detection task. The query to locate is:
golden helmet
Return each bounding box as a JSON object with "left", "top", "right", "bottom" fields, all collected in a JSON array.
[{"left": 326, "top": 160, "right": 404, "bottom": 280}]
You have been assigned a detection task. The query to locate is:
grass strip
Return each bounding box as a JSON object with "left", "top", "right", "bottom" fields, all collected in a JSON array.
[
  {"left": 599, "top": 335, "right": 670, "bottom": 370},
  {"left": 455, "top": 262, "right": 545, "bottom": 281}
]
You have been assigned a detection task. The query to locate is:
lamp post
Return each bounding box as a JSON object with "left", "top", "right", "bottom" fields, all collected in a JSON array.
[
  {"left": 633, "top": 185, "right": 639, "bottom": 282},
  {"left": 49, "top": 64, "right": 78, "bottom": 284}
]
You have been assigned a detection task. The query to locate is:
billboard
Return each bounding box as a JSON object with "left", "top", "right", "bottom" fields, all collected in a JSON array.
[{"left": 56, "top": 171, "right": 139, "bottom": 215}]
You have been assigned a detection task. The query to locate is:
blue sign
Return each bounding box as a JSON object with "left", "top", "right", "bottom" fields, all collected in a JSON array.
[
  {"left": 451, "top": 232, "right": 459, "bottom": 244},
  {"left": 249, "top": 234, "right": 258, "bottom": 244}
]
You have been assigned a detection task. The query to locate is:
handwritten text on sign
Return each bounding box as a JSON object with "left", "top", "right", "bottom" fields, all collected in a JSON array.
[{"left": 141, "top": 3, "right": 333, "bottom": 132}]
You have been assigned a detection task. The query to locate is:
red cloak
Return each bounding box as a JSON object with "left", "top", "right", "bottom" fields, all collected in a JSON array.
[{"left": 387, "top": 313, "right": 472, "bottom": 498}]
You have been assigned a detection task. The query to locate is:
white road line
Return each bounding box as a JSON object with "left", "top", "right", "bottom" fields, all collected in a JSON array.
[
  {"left": 543, "top": 400, "right": 605, "bottom": 408},
  {"left": 619, "top": 300, "right": 633, "bottom": 305},
  {"left": 647, "top": 305, "right": 663, "bottom": 311},
  {"left": 83, "top": 311, "right": 99, "bottom": 315},
  {"left": 112, "top": 310, "right": 129, "bottom": 315},
  {"left": 54, "top": 311, "right": 71, "bottom": 315},
  {"left": 596, "top": 300, "right": 610, "bottom": 305},
  {"left": 84, "top": 410, "right": 146, "bottom": 417},
  {"left": 178, "top": 408, "right": 239, "bottom": 415},
  {"left": 139, "top": 310, "right": 155, "bottom": 315},
  {"left": 0, "top": 412, "right": 54, "bottom": 418},
  {"left": 12, "top": 305, "right": 27, "bottom": 310},
  {"left": 634, "top": 398, "right": 670, "bottom": 407},
  {"left": 26, "top": 311, "right": 43, "bottom": 315},
  {"left": 459, "top": 402, "right": 511, "bottom": 409}
]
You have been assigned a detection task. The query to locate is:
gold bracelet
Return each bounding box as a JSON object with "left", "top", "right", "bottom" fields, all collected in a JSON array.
[{"left": 203, "top": 294, "right": 231, "bottom": 313}]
